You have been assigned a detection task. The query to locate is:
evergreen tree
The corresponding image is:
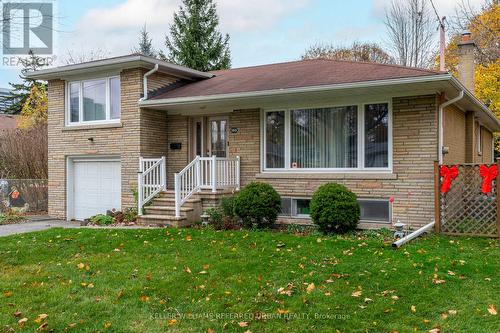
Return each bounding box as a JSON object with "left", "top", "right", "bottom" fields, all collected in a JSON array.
[
  {"left": 1, "top": 51, "right": 47, "bottom": 114},
  {"left": 133, "top": 24, "right": 156, "bottom": 57},
  {"left": 164, "top": 0, "right": 231, "bottom": 71}
]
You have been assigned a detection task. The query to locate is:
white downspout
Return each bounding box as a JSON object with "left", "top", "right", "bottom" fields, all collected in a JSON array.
[
  {"left": 139, "top": 64, "right": 159, "bottom": 101},
  {"left": 438, "top": 91, "right": 464, "bottom": 164}
]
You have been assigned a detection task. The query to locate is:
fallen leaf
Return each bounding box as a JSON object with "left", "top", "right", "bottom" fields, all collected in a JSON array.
[
  {"left": 206, "top": 329, "right": 214, "bottom": 333},
  {"left": 77, "top": 263, "right": 85, "bottom": 269},
  {"left": 87, "top": 283, "right": 94, "bottom": 288},
  {"left": 411, "top": 305, "right": 416, "bottom": 313},
  {"left": 364, "top": 298, "right": 373, "bottom": 303},
  {"left": 4, "top": 291, "right": 13, "bottom": 297},
  {"left": 448, "top": 309, "right": 457, "bottom": 315},
  {"left": 447, "top": 271, "right": 455, "bottom": 276},
  {"left": 487, "top": 304, "right": 497, "bottom": 315},
  {"left": 277, "top": 309, "right": 289, "bottom": 314},
  {"left": 37, "top": 322, "right": 48, "bottom": 330},
  {"left": 183, "top": 267, "right": 192, "bottom": 274},
  {"left": 139, "top": 295, "right": 150, "bottom": 302},
  {"left": 351, "top": 290, "right": 362, "bottom": 297},
  {"left": 440, "top": 312, "right": 448, "bottom": 320},
  {"left": 18, "top": 318, "right": 28, "bottom": 327},
  {"left": 34, "top": 313, "right": 48, "bottom": 324},
  {"left": 168, "top": 319, "right": 177, "bottom": 326},
  {"left": 104, "top": 321, "right": 112, "bottom": 329},
  {"left": 186, "top": 235, "right": 192, "bottom": 241},
  {"left": 428, "top": 328, "right": 441, "bottom": 333},
  {"left": 432, "top": 279, "right": 446, "bottom": 285},
  {"left": 203, "top": 264, "right": 210, "bottom": 270},
  {"left": 238, "top": 322, "right": 249, "bottom": 327},
  {"left": 391, "top": 295, "right": 399, "bottom": 300},
  {"left": 306, "top": 283, "right": 315, "bottom": 294}
]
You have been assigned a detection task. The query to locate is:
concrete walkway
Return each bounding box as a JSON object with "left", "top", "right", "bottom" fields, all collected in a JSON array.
[{"left": 0, "top": 218, "right": 80, "bottom": 237}]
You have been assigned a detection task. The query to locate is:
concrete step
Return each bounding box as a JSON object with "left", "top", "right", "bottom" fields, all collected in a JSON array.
[
  {"left": 144, "top": 205, "right": 193, "bottom": 215},
  {"left": 153, "top": 197, "right": 201, "bottom": 204},
  {"left": 137, "top": 214, "right": 188, "bottom": 227}
]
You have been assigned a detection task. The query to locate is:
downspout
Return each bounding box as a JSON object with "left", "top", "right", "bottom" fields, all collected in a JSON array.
[
  {"left": 438, "top": 90, "right": 464, "bottom": 164},
  {"left": 139, "top": 64, "right": 159, "bottom": 101},
  {"left": 392, "top": 221, "right": 435, "bottom": 248}
]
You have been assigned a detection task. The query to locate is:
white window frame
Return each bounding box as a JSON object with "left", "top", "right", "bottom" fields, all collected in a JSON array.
[
  {"left": 261, "top": 101, "right": 393, "bottom": 173},
  {"left": 476, "top": 122, "right": 482, "bottom": 155},
  {"left": 65, "top": 76, "right": 121, "bottom": 126}
]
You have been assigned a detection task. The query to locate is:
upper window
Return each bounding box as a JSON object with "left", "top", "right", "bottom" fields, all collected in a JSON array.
[
  {"left": 263, "top": 103, "right": 391, "bottom": 171},
  {"left": 67, "top": 76, "right": 121, "bottom": 125}
]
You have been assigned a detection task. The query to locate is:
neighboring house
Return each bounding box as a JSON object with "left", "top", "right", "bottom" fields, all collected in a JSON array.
[
  {"left": 0, "top": 88, "right": 14, "bottom": 113},
  {"left": 0, "top": 88, "right": 17, "bottom": 131},
  {"left": 26, "top": 32, "right": 500, "bottom": 228}
]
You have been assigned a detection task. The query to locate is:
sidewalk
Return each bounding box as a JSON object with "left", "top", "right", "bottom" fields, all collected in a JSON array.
[{"left": 0, "top": 217, "right": 80, "bottom": 237}]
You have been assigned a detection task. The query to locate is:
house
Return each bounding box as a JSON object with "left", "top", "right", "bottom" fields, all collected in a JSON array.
[
  {"left": 0, "top": 88, "right": 18, "bottom": 131},
  {"left": 26, "top": 32, "right": 500, "bottom": 228}
]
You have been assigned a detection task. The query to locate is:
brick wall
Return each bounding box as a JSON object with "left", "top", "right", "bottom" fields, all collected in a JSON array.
[
  {"left": 443, "top": 104, "right": 466, "bottom": 164},
  {"left": 165, "top": 115, "right": 190, "bottom": 187},
  {"left": 165, "top": 95, "right": 439, "bottom": 227},
  {"left": 47, "top": 69, "right": 179, "bottom": 219}
]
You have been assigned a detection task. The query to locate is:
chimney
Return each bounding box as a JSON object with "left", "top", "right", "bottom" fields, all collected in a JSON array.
[{"left": 457, "top": 30, "right": 476, "bottom": 94}]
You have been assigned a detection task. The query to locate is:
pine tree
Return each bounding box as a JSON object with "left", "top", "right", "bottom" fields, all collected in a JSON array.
[
  {"left": 1, "top": 51, "right": 47, "bottom": 114},
  {"left": 133, "top": 24, "right": 156, "bottom": 57},
  {"left": 164, "top": 0, "right": 231, "bottom": 71}
]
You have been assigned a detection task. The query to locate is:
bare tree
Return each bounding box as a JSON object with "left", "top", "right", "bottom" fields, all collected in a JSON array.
[
  {"left": 62, "top": 48, "right": 110, "bottom": 65},
  {"left": 302, "top": 42, "right": 395, "bottom": 64},
  {"left": 384, "top": 0, "right": 437, "bottom": 68}
]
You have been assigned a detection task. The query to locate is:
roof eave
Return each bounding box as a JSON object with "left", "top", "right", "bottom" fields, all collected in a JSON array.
[
  {"left": 139, "top": 74, "right": 453, "bottom": 107},
  {"left": 25, "top": 55, "right": 213, "bottom": 81}
]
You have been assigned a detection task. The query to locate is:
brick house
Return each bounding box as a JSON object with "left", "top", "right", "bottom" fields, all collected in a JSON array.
[{"left": 26, "top": 33, "right": 499, "bottom": 228}]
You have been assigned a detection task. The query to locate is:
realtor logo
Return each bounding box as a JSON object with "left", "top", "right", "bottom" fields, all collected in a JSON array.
[{"left": 2, "top": 1, "right": 53, "bottom": 55}]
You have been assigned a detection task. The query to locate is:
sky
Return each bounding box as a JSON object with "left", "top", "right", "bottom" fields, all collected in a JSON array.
[{"left": 0, "top": 0, "right": 484, "bottom": 88}]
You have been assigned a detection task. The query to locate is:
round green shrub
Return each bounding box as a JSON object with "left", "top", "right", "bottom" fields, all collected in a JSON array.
[
  {"left": 310, "top": 183, "right": 360, "bottom": 234},
  {"left": 234, "top": 182, "right": 281, "bottom": 229}
]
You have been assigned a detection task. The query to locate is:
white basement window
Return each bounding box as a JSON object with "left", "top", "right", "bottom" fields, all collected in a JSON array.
[
  {"left": 263, "top": 102, "right": 391, "bottom": 172},
  {"left": 280, "top": 197, "right": 390, "bottom": 223},
  {"left": 66, "top": 76, "right": 121, "bottom": 125}
]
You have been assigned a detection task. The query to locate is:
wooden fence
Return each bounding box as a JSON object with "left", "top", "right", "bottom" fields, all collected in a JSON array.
[{"left": 434, "top": 160, "right": 499, "bottom": 237}]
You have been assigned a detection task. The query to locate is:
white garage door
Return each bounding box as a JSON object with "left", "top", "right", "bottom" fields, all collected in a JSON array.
[{"left": 73, "top": 160, "right": 121, "bottom": 220}]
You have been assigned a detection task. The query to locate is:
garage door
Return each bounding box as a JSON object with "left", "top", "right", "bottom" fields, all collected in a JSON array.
[{"left": 73, "top": 160, "right": 121, "bottom": 220}]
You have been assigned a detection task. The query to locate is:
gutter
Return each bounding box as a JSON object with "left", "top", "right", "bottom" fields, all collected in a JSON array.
[
  {"left": 139, "top": 74, "right": 453, "bottom": 107},
  {"left": 140, "top": 64, "right": 159, "bottom": 101},
  {"left": 438, "top": 90, "right": 464, "bottom": 164}
]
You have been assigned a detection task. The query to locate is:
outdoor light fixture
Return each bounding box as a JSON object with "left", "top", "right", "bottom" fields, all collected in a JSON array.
[
  {"left": 393, "top": 220, "right": 406, "bottom": 239},
  {"left": 88, "top": 137, "right": 94, "bottom": 143},
  {"left": 201, "top": 212, "right": 210, "bottom": 226}
]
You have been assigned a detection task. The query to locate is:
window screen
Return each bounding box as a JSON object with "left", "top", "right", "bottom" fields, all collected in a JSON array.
[{"left": 359, "top": 199, "right": 390, "bottom": 222}]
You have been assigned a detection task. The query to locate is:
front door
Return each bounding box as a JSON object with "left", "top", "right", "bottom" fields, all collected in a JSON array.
[{"left": 209, "top": 117, "right": 228, "bottom": 157}]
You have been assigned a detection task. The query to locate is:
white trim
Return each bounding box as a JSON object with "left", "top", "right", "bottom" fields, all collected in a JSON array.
[
  {"left": 66, "top": 155, "right": 121, "bottom": 221},
  {"left": 476, "top": 122, "right": 482, "bottom": 155},
  {"left": 260, "top": 101, "right": 393, "bottom": 173},
  {"left": 65, "top": 76, "right": 121, "bottom": 127}
]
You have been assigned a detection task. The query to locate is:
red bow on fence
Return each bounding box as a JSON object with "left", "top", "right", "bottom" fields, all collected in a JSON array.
[
  {"left": 479, "top": 164, "right": 497, "bottom": 194},
  {"left": 440, "top": 165, "right": 459, "bottom": 193}
]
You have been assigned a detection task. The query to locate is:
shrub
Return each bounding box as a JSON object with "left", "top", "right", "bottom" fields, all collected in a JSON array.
[
  {"left": 310, "top": 183, "right": 360, "bottom": 234},
  {"left": 234, "top": 182, "right": 281, "bottom": 229},
  {"left": 220, "top": 196, "right": 236, "bottom": 218},
  {"left": 90, "top": 214, "right": 114, "bottom": 225},
  {"left": 204, "top": 207, "right": 224, "bottom": 230},
  {"left": 123, "top": 207, "right": 138, "bottom": 223}
]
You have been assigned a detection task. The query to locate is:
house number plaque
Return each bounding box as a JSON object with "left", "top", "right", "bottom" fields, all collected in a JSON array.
[{"left": 230, "top": 127, "right": 238, "bottom": 134}]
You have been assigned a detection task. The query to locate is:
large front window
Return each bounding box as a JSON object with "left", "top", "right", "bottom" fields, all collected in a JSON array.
[
  {"left": 67, "top": 76, "right": 121, "bottom": 125},
  {"left": 263, "top": 103, "right": 391, "bottom": 171}
]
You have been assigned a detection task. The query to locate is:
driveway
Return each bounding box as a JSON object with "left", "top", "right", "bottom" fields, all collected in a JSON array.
[{"left": 0, "top": 217, "right": 80, "bottom": 237}]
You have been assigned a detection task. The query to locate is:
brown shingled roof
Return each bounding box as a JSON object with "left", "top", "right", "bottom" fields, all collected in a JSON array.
[{"left": 151, "top": 59, "right": 442, "bottom": 100}]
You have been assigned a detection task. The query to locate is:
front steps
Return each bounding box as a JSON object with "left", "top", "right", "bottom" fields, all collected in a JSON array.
[{"left": 137, "top": 190, "right": 202, "bottom": 227}]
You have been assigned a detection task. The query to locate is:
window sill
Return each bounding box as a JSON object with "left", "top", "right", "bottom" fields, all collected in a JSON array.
[
  {"left": 62, "top": 122, "right": 123, "bottom": 131},
  {"left": 256, "top": 172, "right": 397, "bottom": 180}
]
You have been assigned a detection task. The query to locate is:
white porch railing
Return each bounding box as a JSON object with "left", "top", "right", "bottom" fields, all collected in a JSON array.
[
  {"left": 175, "top": 155, "right": 240, "bottom": 218},
  {"left": 137, "top": 156, "right": 166, "bottom": 215}
]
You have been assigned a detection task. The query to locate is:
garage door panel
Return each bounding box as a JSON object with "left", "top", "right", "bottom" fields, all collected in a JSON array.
[{"left": 73, "top": 160, "right": 121, "bottom": 220}]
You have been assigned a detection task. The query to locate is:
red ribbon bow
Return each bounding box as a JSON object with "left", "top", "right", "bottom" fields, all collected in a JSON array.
[
  {"left": 479, "top": 164, "right": 497, "bottom": 194},
  {"left": 440, "top": 165, "right": 459, "bottom": 193}
]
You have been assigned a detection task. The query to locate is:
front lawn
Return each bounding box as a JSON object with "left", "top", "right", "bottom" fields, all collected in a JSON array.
[{"left": 0, "top": 228, "right": 498, "bottom": 332}]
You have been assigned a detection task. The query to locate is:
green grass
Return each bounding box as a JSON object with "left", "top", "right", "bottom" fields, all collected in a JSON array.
[{"left": 0, "top": 228, "right": 498, "bottom": 332}]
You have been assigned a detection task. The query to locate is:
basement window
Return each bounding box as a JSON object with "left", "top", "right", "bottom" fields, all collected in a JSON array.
[
  {"left": 280, "top": 197, "right": 390, "bottom": 223},
  {"left": 66, "top": 76, "right": 121, "bottom": 125}
]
